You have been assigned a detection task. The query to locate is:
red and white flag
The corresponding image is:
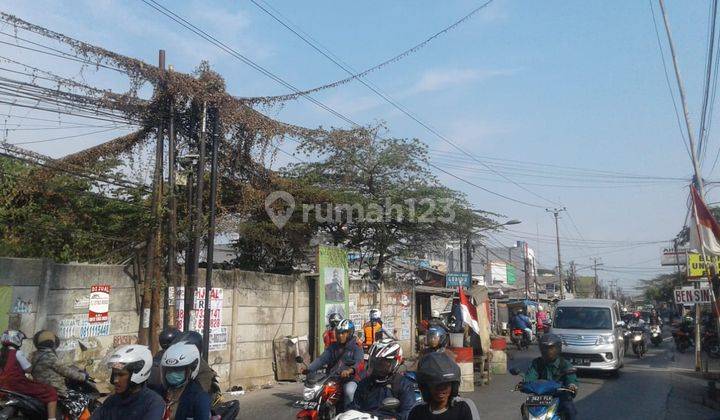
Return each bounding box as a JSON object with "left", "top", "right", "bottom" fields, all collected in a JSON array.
[
  {"left": 459, "top": 287, "right": 480, "bottom": 335},
  {"left": 689, "top": 185, "right": 720, "bottom": 255}
]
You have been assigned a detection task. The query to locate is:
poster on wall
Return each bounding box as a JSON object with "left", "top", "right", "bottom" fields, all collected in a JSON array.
[
  {"left": 317, "top": 245, "right": 350, "bottom": 353},
  {"left": 88, "top": 285, "right": 111, "bottom": 323},
  {"left": 173, "top": 287, "right": 223, "bottom": 334}
]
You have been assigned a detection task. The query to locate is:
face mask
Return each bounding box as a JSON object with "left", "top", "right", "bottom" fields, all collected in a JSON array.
[{"left": 165, "top": 370, "right": 187, "bottom": 387}]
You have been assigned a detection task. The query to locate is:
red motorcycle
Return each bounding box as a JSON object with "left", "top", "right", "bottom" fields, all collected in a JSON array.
[
  {"left": 511, "top": 328, "right": 529, "bottom": 350},
  {"left": 294, "top": 357, "right": 344, "bottom": 420}
]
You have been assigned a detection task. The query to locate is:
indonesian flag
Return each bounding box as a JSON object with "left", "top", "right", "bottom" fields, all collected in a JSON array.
[
  {"left": 459, "top": 287, "right": 480, "bottom": 335},
  {"left": 689, "top": 185, "right": 720, "bottom": 255}
]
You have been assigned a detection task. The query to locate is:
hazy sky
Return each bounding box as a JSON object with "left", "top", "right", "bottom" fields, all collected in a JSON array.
[{"left": 2, "top": 0, "right": 715, "bottom": 293}]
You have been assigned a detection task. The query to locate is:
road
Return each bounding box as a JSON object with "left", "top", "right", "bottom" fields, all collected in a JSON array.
[{"left": 240, "top": 333, "right": 719, "bottom": 419}]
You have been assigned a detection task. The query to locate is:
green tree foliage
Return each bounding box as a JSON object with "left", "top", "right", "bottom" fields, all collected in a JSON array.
[{"left": 0, "top": 157, "right": 149, "bottom": 263}]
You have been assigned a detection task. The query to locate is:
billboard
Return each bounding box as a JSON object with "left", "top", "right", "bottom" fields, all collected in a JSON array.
[
  {"left": 317, "top": 246, "right": 350, "bottom": 353},
  {"left": 674, "top": 287, "right": 712, "bottom": 305},
  {"left": 661, "top": 248, "right": 688, "bottom": 267},
  {"left": 687, "top": 253, "right": 720, "bottom": 279},
  {"left": 488, "top": 262, "right": 516, "bottom": 285}
]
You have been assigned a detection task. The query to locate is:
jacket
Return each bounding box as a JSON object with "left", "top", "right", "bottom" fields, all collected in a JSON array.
[
  {"left": 511, "top": 314, "right": 531, "bottom": 330},
  {"left": 173, "top": 379, "right": 211, "bottom": 420},
  {"left": 31, "top": 348, "right": 86, "bottom": 397},
  {"left": 348, "top": 374, "right": 417, "bottom": 420},
  {"left": 525, "top": 357, "right": 578, "bottom": 388},
  {"left": 308, "top": 339, "right": 363, "bottom": 378},
  {"left": 90, "top": 386, "right": 165, "bottom": 420},
  {"left": 195, "top": 359, "right": 221, "bottom": 402}
]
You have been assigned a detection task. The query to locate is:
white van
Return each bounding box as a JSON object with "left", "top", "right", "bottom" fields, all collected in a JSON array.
[{"left": 550, "top": 299, "right": 625, "bottom": 373}]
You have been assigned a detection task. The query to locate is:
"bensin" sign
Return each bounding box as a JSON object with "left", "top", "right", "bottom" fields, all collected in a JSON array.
[{"left": 674, "top": 287, "right": 712, "bottom": 305}]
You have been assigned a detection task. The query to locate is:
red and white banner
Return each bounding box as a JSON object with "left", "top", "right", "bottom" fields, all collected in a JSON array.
[
  {"left": 690, "top": 185, "right": 720, "bottom": 255},
  {"left": 458, "top": 287, "right": 480, "bottom": 335},
  {"left": 88, "top": 284, "right": 110, "bottom": 323}
]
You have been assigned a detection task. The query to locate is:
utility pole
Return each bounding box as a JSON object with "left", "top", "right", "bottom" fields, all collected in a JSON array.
[
  {"left": 523, "top": 242, "right": 530, "bottom": 300},
  {"left": 466, "top": 234, "right": 473, "bottom": 279},
  {"left": 166, "top": 64, "right": 178, "bottom": 329},
  {"left": 186, "top": 102, "right": 207, "bottom": 332},
  {"left": 547, "top": 207, "right": 566, "bottom": 299},
  {"left": 591, "top": 257, "right": 603, "bottom": 299},
  {"left": 659, "top": 0, "right": 706, "bottom": 371},
  {"left": 570, "top": 261, "right": 577, "bottom": 295},
  {"left": 202, "top": 107, "right": 220, "bottom": 359}
]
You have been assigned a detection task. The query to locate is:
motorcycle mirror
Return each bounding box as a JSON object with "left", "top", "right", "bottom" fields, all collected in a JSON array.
[
  {"left": 295, "top": 356, "right": 304, "bottom": 363},
  {"left": 509, "top": 368, "right": 520, "bottom": 376},
  {"left": 380, "top": 397, "right": 401, "bottom": 412}
]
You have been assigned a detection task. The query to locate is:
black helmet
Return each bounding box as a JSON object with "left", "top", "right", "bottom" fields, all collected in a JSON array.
[
  {"left": 328, "top": 313, "right": 343, "bottom": 329},
  {"left": 172, "top": 330, "right": 203, "bottom": 353},
  {"left": 426, "top": 326, "right": 448, "bottom": 350},
  {"left": 416, "top": 352, "right": 461, "bottom": 403},
  {"left": 539, "top": 333, "right": 563, "bottom": 360},
  {"left": 159, "top": 327, "right": 180, "bottom": 350},
  {"left": 33, "top": 330, "right": 59, "bottom": 350}
]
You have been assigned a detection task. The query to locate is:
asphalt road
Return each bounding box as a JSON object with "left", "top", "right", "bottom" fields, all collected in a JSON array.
[{"left": 240, "top": 332, "right": 720, "bottom": 419}]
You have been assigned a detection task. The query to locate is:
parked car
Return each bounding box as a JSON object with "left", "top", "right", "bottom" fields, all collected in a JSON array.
[{"left": 550, "top": 299, "right": 625, "bottom": 375}]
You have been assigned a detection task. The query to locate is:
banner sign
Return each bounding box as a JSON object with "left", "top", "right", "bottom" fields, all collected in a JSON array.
[
  {"left": 674, "top": 286, "right": 712, "bottom": 305},
  {"left": 317, "top": 246, "right": 350, "bottom": 353},
  {"left": 446, "top": 272, "right": 471, "bottom": 288},
  {"left": 661, "top": 248, "right": 688, "bottom": 266},
  {"left": 686, "top": 253, "right": 720, "bottom": 279},
  {"left": 88, "top": 285, "right": 110, "bottom": 323}
]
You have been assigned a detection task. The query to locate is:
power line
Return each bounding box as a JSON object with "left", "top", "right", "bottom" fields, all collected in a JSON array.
[
  {"left": 9, "top": 126, "right": 130, "bottom": 145},
  {"left": 699, "top": 0, "right": 719, "bottom": 165}
]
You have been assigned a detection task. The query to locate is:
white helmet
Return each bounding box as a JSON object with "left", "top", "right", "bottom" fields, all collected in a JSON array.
[
  {"left": 431, "top": 310, "right": 440, "bottom": 318},
  {"left": 538, "top": 305, "right": 544, "bottom": 311},
  {"left": 367, "top": 339, "right": 403, "bottom": 383},
  {"left": 106, "top": 345, "right": 153, "bottom": 384},
  {"left": 162, "top": 341, "right": 201, "bottom": 380},
  {"left": 1, "top": 330, "right": 26, "bottom": 348},
  {"left": 369, "top": 308, "right": 382, "bottom": 321}
]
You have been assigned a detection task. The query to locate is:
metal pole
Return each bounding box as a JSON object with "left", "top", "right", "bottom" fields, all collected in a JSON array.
[
  {"left": 202, "top": 107, "right": 220, "bottom": 359},
  {"left": 166, "top": 64, "right": 178, "bottom": 329},
  {"left": 466, "top": 234, "right": 472, "bottom": 278},
  {"left": 187, "top": 102, "right": 207, "bottom": 332},
  {"left": 658, "top": 0, "right": 706, "bottom": 370},
  {"left": 523, "top": 242, "right": 530, "bottom": 300},
  {"left": 547, "top": 208, "right": 566, "bottom": 300}
]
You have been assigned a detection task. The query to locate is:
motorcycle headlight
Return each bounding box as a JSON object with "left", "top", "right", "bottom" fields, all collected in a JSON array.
[
  {"left": 596, "top": 334, "right": 615, "bottom": 345},
  {"left": 633, "top": 335, "right": 643, "bottom": 342},
  {"left": 303, "top": 384, "right": 323, "bottom": 400}
]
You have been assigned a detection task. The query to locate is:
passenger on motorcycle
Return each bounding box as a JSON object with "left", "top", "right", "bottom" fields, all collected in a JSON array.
[
  {"left": 409, "top": 352, "right": 480, "bottom": 420},
  {"left": 148, "top": 327, "right": 181, "bottom": 393},
  {"left": 510, "top": 309, "right": 533, "bottom": 342},
  {"left": 324, "top": 313, "right": 343, "bottom": 348},
  {"left": 90, "top": 344, "right": 165, "bottom": 420},
  {"left": 522, "top": 333, "right": 578, "bottom": 420},
  {"left": 304, "top": 319, "right": 364, "bottom": 410},
  {"left": 362, "top": 309, "right": 397, "bottom": 350},
  {"left": 160, "top": 340, "right": 211, "bottom": 420},
  {"left": 348, "top": 339, "right": 417, "bottom": 420},
  {"left": 418, "top": 326, "right": 450, "bottom": 369},
  {"left": 31, "top": 330, "right": 88, "bottom": 398},
  {"left": 171, "top": 330, "right": 222, "bottom": 404},
  {"left": 0, "top": 330, "right": 58, "bottom": 420}
]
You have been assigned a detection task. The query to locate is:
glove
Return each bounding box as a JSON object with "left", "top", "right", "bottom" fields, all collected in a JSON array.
[
  {"left": 340, "top": 368, "right": 354, "bottom": 379},
  {"left": 301, "top": 368, "right": 309, "bottom": 375},
  {"left": 568, "top": 384, "right": 578, "bottom": 394}
]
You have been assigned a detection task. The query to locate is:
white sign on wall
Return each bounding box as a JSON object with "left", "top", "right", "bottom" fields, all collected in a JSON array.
[{"left": 674, "top": 287, "right": 712, "bottom": 305}]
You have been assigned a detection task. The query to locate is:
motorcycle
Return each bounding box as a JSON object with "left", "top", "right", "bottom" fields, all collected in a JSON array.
[
  {"left": 672, "top": 328, "right": 694, "bottom": 353},
  {"left": 295, "top": 356, "right": 347, "bottom": 420},
  {"left": 650, "top": 325, "right": 663, "bottom": 347},
  {"left": 702, "top": 330, "right": 720, "bottom": 359},
  {"left": 510, "top": 368, "right": 576, "bottom": 420},
  {"left": 630, "top": 327, "right": 646, "bottom": 358},
  {"left": 0, "top": 376, "right": 102, "bottom": 420},
  {"left": 511, "top": 328, "right": 529, "bottom": 351},
  {"left": 331, "top": 397, "right": 400, "bottom": 420}
]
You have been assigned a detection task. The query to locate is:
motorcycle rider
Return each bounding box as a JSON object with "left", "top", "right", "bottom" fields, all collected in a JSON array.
[
  {"left": 409, "top": 352, "right": 480, "bottom": 420},
  {"left": 419, "top": 326, "right": 450, "bottom": 367},
  {"left": 0, "top": 330, "right": 58, "bottom": 420},
  {"left": 428, "top": 310, "right": 447, "bottom": 330},
  {"left": 30, "top": 330, "right": 88, "bottom": 399},
  {"left": 171, "top": 330, "right": 222, "bottom": 403},
  {"left": 536, "top": 306, "right": 548, "bottom": 333},
  {"left": 348, "top": 339, "right": 417, "bottom": 420},
  {"left": 303, "top": 319, "right": 364, "bottom": 410},
  {"left": 148, "top": 327, "right": 180, "bottom": 393},
  {"left": 90, "top": 344, "right": 165, "bottom": 420},
  {"left": 324, "top": 313, "right": 343, "bottom": 348},
  {"left": 510, "top": 309, "right": 533, "bottom": 343},
  {"left": 362, "top": 309, "right": 396, "bottom": 350},
  {"left": 160, "top": 340, "right": 211, "bottom": 420},
  {"left": 522, "top": 333, "right": 578, "bottom": 420}
]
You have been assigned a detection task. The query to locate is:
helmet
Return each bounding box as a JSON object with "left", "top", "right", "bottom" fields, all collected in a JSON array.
[
  {"left": 426, "top": 326, "right": 448, "bottom": 350},
  {"left": 335, "top": 319, "right": 355, "bottom": 336},
  {"left": 161, "top": 341, "right": 201, "bottom": 386},
  {"left": 328, "top": 313, "right": 343, "bottom": 329},
  {"left": 367, "top": 339, "right": 403, "bottom": 383},
  {"left": 1, "top": 330, "right": 26, "bottom": 348},
  {"left": 369, "top": 309, "right": 381, "bottom": 321},
  {"left": 431, "top": 310, "right": 440, "bottom": 318},
  {"left": 172, "top": 330, "right": 203, "bottom": 353},
  {"left": 33, "top": 330, "right": 59, "bottom": 350},
  {"left": 538, "top": 305, "right": 544, "bottom": 311},
  {"left": 159, "top": 328, "right": 180, "bottom": 350},
  {"left": 539, "top": 333, "right": 562, "bottom": 360},
  {"left": 416, "top": 352, "right": 460, "bottom": 402},
  {"left": 106, "top": 345, "right": 153, "bottom": 384}
]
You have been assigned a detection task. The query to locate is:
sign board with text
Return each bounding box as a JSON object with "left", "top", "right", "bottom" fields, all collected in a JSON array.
[
  {"left": 661, "top": 248, "right": 688, "bottom": 266},
  {"left": 686, "top": 253, "right": 720, "bottom": 279},
  {"left": 88, "top": 285, "right": 110, "bottom": 323},
  {"left": 674, "top": 287, "right": 712, "bottom": 305},
  {"left": 446, "top": 272, "right": 471, "bottom": 288}
]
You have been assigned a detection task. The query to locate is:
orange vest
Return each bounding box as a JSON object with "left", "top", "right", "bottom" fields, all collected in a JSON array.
[{"left": 363, "top": 322, "right": 382, "bottom": 346}]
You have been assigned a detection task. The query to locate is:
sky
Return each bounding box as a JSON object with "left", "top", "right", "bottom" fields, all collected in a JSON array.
[{"left": 1, "top": 0, "right": 716, "bottom": 294}]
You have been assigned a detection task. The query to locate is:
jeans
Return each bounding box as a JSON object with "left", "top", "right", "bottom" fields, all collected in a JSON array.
[
  {"left": 344, "top": 381, "right": 357, "bottom": 410},
  {"left": 559, "top": 394, "right": 577, "bottom": 420}
]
